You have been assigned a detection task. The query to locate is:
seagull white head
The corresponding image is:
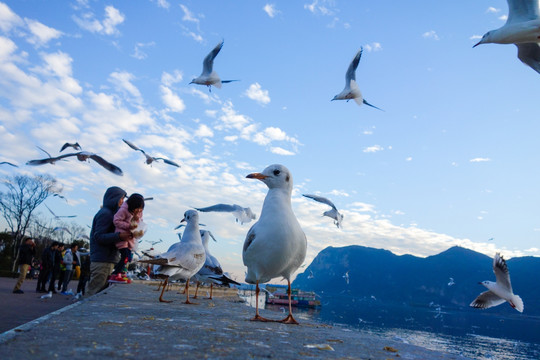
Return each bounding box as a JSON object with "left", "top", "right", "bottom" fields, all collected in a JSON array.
[
  {"left": 246, "top": 164, "right": 292, "bottom": 191},
  {"left": 181, "top": 209, "right": 199, "bottom": 224}
]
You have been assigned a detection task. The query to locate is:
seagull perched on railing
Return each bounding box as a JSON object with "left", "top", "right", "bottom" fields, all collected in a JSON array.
[
  {"left": 302, "top": 194, "right": 344, "bottom": 228},
  {"left": 194, "top": 203, "right": 256, "bottom": 225},
  {"left": 189, "top": 40, "right": 238, "bottom": 92},
  {"left": 332, "top": 47, "right": 383, "bottom": 110},
  {"left": 122, "top": 139, "right": 180, "bottom": 168}
]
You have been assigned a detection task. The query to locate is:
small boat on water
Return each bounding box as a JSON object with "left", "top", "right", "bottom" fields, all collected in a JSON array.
[{"left": 266, "top": 288, "right": 321, "bottom": 308}]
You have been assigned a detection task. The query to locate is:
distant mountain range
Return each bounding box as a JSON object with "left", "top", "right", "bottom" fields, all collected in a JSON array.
[{"left": 293, "top": 245, "right": 540, "bottom": 316}]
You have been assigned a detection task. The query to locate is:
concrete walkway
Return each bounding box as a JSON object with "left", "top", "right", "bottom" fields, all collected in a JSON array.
[{"left": 0, "top": 281, "right": 470, "bottom": 359}]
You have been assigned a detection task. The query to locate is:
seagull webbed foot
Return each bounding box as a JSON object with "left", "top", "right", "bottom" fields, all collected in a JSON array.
[{"left": 279, "top": 314, "right": 299, "bottom": 325}]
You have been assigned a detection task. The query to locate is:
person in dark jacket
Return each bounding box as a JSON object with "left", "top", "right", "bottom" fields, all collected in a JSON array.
[
  {"left": 77, "top": 254, "right": 91, "bottom": 295},
  {"left": 87, "top": 186, "right": 132, "bottom": 296},
  {"left": 36, "top": 241, "right": 58, "bottom": 293},
  {"left": 48, "top": 243, "right": 64, "bottom": 294},
  {"left": 13, "top": 238, "right": 36, "bottom": 294}
]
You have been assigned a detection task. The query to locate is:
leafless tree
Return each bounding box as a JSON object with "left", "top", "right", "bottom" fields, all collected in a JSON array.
[{"left": 0, "top": 175, "right": 62, "bottom": 271}]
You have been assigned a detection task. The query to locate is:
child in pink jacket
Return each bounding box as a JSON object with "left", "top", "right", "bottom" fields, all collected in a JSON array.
[{"left": 110, "top": 193, "right": 144, "bottom": 282}]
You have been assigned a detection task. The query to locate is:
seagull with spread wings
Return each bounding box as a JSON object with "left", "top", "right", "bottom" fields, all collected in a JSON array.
[
  {"left": 332, "top": 47, "right": 383, "bottom": 110},
  {"left": 302, "top": 194, "right": 344, "bottom": 228},
  {"left": 60, "top": 142, "right": 81, "bottom": 152},
  {"left": 194, "top": 203, "right": 256, "bottom": 225},
  {"left": 45, "top": 204, "right": 76, "bottom": 219},
  {"left": 123, "top": 139, "right": 180, "bottom": 168},
  {"left": 0, "top": 161, "right": 18, "bottom": 167},
  {"left": 189, "top": 40, "right": 238, "bottom": 92}
]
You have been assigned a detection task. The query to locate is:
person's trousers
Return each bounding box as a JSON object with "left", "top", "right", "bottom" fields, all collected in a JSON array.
[
  {"left": 86, "top": 262, "right": 114, "bottom": 296},
  {"left": 61, "top": 269, "right": 73, "bottom": 292},
  {"left": 13, "top": 264, "right": 30, "bottom": 291},
  {"left": 36, "top": 267, "right": 51, "bottom": 291}
]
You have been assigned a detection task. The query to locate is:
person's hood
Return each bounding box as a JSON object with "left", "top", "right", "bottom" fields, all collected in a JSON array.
[{"left": 102, "top": 186, "right": 127, "bottom": 212}]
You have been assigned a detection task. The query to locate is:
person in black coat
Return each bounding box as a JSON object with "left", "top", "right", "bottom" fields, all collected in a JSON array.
[
  {"left": 12, "top": 238, "right": 36, "bottom": 294},
  {"left": 48, "top": 243, "right": 64, "bottom": 294},
  {"left": 36, "top": 241, "right": 58, "bottom": 293}
]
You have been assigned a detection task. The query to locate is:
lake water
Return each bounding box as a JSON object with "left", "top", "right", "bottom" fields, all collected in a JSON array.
[{"left": 238, "top": 290, "right": 540, "bottom": 360}]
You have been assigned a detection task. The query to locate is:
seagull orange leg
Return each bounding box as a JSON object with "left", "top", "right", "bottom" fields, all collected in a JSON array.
[
  {"left": 207, "top": 283, "right": 213, "bottom": 299},
  {"left": 192, "top": 281, "right": 200, "bottom": 299},
  {"left": 154, "top": 280, "right": 162, "bottom": 291},
  {"left": 279, "top": 279, "right": 299, "bottom": 325},
  {"left": 250, "top": 282, "right": 272, "bottom": 322},
  {"left": 158, "top": 278, "right": 172, "bottom": 303},
  {"left": 184, "top": 278, "right": 197, "bottom": 305}
]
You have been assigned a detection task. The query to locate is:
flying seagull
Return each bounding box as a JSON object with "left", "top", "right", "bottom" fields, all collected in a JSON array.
[
  {"left": 470, "top": 252, "right": 524, "bottom": 312},
  {"left": 194, "top": 203, "right": 256, "bottom": 225},
  {"left": 45, "top": 204, "right": 76, "bottom": 219},
  {"left": 122, "top": 139, "right": 180, "bottom": 168},
  {"left": 60, "top": 142, "right": 81, "bottom": 152},
  {"left": 474, "top": 0, "right": 540, "bottom": 75},
  {"left": 343, "top": 271, "right": 349, "bottom": 285},
  {"left": 302, "top": 194, "right": 344, "bottom": 228},
  {"left": 189, "top": 40, "right": 238, "bottom": 92},
  {"left": 243, "top": 164, "right": 307, "bottom": 324},
  {"left": 332, "top": 47, "right": 383, "bottom": 110},
  {"left": 27, "top": 149, "right": 123, "bottom": 176}
]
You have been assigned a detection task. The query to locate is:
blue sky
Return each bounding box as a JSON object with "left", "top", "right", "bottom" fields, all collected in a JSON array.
[{"left": 0, "top": 0, "right": 539, "bottom": 282}]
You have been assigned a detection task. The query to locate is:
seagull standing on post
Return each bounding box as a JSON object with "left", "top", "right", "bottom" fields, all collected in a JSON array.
[{"left": 243, "top": 164, "right": 307, "bottom": 324}]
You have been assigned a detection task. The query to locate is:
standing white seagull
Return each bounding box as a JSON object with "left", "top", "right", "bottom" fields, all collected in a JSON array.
[
  {"left": 302, "top": 194, "right": 344, "bottom": 228},
  {"left": 474, "top": 0, "right": 540, "bottom": 74},
  {"left": 138, "top": 210, "right": 205, "bottom": 304},
  {"left": 243, "top": 164, "right": 307, "bottom": 324},
  {"left": 189, "top": 40, "right": 238, "bottom": 92},
  {"left": 332, "top": 47, "right": 383, "bottom": 110},
  {"left": 470, "top": 252, "right": 524, "bottom": 313}
]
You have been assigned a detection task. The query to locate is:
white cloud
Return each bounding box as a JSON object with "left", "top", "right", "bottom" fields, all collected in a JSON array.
[
  {"left": 406, "top": 157, "right": 412, "bottom": 161},
  {"left": 422, "top": 30, "right": 440, "bottom": 41},
  {"left": 180, "top": 4, "right": 200, "bottom": 23},
  {"left": 153, "top": 0, "right": 170, "bottom": 9},
  {"left": 244, "top": 83, "right": 270, "bottom": 105},
  {"left": 109, "top": 71, "right": 141, "bottom": 99},
  {"left": 486, "top": 7, "right": 500, "bottom": 13},
  {"left": 271, "top": 147, "right": 294, "bottom": 156},
  {"left": 131, "top": 41, "right": 155, "bottom": 60},
  {"left": 25, "top": 19, "right": 62, "bottom": 46},
  {"left": 195, "top": 124, "right": 213, "bottom": 138},
  {"left": 304, "top": 0, "right": 335, "bottom": 16},
  {"left": 263, "top": 4, "right": 279, "bottom": 18},
  {"left": 0, "top": 2, "right": 23, "bottom": 32},
  {"left": 470, "top": 157, "right": 491, "bottom": 163},
  {"left": 161, "top": 70, "right": 183, "bottom": 87},
  {"left": 160, "top": 85, "right": 185, "bottom": 113},
  {"left": 364, "top": 42, "right": 382, "bottom": 52},
  {"left": 363, "top": 145, "right": 383, "bottom": 153},
  {"left": 499, "top": 15, "right": 508, "bottom": 21},
  {"left": 470, "top": 35, "right": 482, "bottom": 41},
  {"left": 73, "top": 5, "right": 125, "bottom": 35}
]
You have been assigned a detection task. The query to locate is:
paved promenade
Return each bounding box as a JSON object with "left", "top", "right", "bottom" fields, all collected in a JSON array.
[{"left": 0, "top": 280, "right": 470, "bottom": 359}]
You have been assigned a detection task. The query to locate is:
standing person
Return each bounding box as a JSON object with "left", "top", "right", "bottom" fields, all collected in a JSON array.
[
  {"left": 48, "top": 243, "right": 64, "bottom": 294},
  {"left": 77, "top": 254, "right": 90, "bottom": 295},
  {"left": 36, "top": 241, "right": 58, "bottom": 293},
  {"left": 60, "top": 243, "right": 79, "bottom": 294},
  {"left": 109, "top": 193, "right": 145, "bottom": 283},
  {"left": 12, "top": 238, "right": 36, "bottom": 294},
  {"left": 87, "top": 186, "right": 131, "bottom": 296}
]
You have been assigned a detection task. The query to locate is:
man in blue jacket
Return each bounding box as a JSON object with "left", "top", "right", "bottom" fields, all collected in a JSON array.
[{"left": 87, "top": 186, "right": 132, "bottom": 296}]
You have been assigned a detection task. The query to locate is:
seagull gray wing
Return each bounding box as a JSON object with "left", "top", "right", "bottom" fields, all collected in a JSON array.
[
  {"left": 202, "top": 40, "right": 224, "bottom": 75},
  {"left": 506, "top": 0, "right": 540, "bottom": 24},
  {"left": 155, "top": 157, "right": 181, "bottom": 167},
  {"left": 60, "top": 142, "right": 81, "bottom": 152},
  {"left": 493, "top": 253, "right": 513, "bottom": 292},
  {"left": 345, "top": 47, "right": 362, "bottom": 84},
  {"left": 195, "top": 203, "right": 240, "bottom": 213},
  {"left": 302, "top": 194, "right": 338, "bottom": 210},
  {"left": 470, "top": 290, "right": 506, "bottom": 309},
  {"left": 122, "top": 139, "right": 145, "bottom": 154},
  {"left": 89, "top": 154, "right": 123, "bottom": 176},
  {"left": 26, "top": 153, "right": 71, "bottom": 165},
  {"left": 516, "top": 43, "right": 540, "bottom": 74},
  {"left": 0, "top": 161, "right": 18, "bottom": 167},
  {"left": 36, "top": 146, "right": 52, "bottom": 158}
]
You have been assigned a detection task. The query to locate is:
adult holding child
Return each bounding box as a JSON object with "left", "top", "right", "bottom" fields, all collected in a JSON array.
[{"left": 87, "top": 186, "right": 132, "bottom": 296}]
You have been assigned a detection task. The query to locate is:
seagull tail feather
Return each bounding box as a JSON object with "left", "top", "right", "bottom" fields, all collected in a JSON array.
[
  {"left": 511, "top": 295, "right": 524, "bottom": 313},
  {"left": 362, "top": 99, "right": 384, "bottom": 111}
]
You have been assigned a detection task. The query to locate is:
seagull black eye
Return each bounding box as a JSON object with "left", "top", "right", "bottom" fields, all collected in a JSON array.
[{"left": 273, "top": 169, "right": 280, "bottom": 176}]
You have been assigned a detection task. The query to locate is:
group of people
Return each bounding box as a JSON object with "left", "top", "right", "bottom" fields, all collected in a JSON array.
[{"left": 12, "top": 186, "right": 145, "bottom": 297}]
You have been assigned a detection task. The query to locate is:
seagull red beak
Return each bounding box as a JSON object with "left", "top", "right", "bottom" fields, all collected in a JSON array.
[
  {"left": 246, "top": 173, "right": 267, "bottom": 180},
  {"left": 180, "top": 217, "right": 186, "bottom": 223},
  {"left": 473, "top": 41, "right": 481, "bottom": 48}
]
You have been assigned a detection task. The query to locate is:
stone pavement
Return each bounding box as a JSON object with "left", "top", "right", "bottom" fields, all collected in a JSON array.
[{"left": 0, "top": 281, "right": 471, "bottom": 360}]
